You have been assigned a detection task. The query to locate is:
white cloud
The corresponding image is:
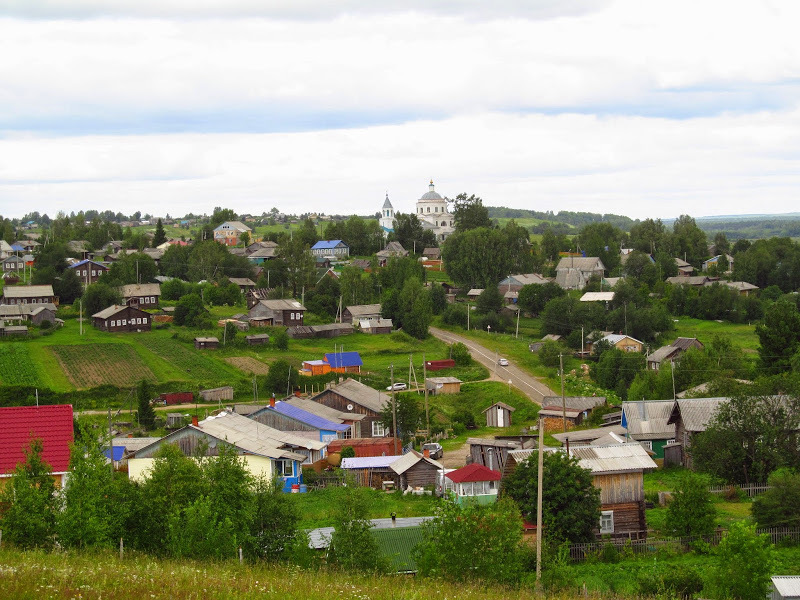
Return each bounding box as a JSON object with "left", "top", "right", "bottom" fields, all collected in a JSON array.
[{"left": 2, "top": 109, "right": 800, "bottom": 219}]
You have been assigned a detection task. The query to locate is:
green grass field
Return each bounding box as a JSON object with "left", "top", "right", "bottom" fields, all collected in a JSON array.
[{"left": 669, "top": 317, "right": 759, "bottom": 351}]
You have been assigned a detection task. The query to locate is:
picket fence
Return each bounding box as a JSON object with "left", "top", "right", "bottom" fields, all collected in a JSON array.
[{"left": 568, "top": 527, "right": 800, "bottom": 561}]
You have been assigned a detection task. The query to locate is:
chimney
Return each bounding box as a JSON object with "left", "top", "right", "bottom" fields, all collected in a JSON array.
[
  {"left": 191, "top": 415, "right": 198, "bottom": 427},
  {"left": 270, "top": 394, "right": 276, "bottom": 408},
  {"left": 423, "top": 448, "right": 430, "bottom": 459}
]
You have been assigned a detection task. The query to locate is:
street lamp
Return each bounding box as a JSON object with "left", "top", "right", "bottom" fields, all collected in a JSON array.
[{"left": 487, "top": 324, "right": 491, "bottom": 334}]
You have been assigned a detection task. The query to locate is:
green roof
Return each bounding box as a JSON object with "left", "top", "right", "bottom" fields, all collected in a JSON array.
[{"left": 371, "top": 526, "right": 425, "bottom": 573}]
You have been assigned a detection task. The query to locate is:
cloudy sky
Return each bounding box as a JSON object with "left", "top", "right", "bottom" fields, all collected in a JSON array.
[{"left": 1, "top": 0, "right": 799, "bottom": 221}]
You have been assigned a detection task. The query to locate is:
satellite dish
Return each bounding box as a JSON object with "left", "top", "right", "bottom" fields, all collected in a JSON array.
[{"left": 347, "top": 404, "right": 354, "bottom": 411}]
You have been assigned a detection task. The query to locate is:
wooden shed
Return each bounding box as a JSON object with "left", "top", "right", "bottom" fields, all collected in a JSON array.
[
  {"left": 483, "top": 402, "right": 516, "bottom": 427},
  {"left": 198, "top": 386, "right": 234, "bottom": 402},
  {"left": 246, "top": 333, "right": 270, "bottom": 345},
  {"left": 390, "top": 450, "right": 443, "bottom": 491},
  {"left": 425, "top": 377, "right": 462, "bottom": 395},
  {"left": 301, "top": 360, "right": 331, "bottom": 376},
  {"left": 194, "top": 337, "right": 219, "bottom": 350},
  {"left": 340, "top": 455, "right": 401, "bottom": 489}
]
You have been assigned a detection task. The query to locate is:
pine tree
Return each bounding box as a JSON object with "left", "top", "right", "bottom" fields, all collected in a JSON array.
[
  {"left": 137, "top": 379, "right": 156, "bottom": 430},
  {"left": 152, "top": 218, "right": 167, "bottom": 247}
]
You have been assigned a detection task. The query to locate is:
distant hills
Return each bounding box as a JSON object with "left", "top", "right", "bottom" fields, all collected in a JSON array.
[{"left": 487, "top": 206, "right": 800, "bottom": 239}]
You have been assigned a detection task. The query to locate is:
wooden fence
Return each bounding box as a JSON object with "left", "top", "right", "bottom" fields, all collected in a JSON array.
[{"left": 568, "top": 527, "right": 800, "bottom": 561}]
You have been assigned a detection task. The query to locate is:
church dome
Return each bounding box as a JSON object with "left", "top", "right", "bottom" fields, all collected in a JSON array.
[
  {"left": 419, "top": 179, "right": 443, "bottom": 202},
  {"left": 382, "top": 193, "right": 393, "bottom": 209}
]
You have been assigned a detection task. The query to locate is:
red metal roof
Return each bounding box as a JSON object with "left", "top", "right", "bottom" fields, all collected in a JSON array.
[
  {"left": 0, "top": 405, "right": 73, "bottom": 474},
  {"left": 446, "top": 463, "right": 502, "bottom": 483}
]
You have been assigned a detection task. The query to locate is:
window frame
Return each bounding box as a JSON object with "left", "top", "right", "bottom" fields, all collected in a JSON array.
[{"left": 600, "top": 510, "right": 614, "bottom": 534}]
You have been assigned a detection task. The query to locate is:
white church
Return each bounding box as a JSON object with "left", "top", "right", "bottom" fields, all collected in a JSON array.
[{"left": 379, "top": 180, "right": 455, "bottom": 243}]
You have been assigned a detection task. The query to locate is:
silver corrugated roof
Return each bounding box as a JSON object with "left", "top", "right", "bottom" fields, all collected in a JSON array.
[
  {"left": 199, "top": 411, "right": 323, "bottom": 455},
  {"left": 507, "top": 443, "right": 657, "bottom": 474},
  {"left": 307, "top": 517, "right": 435, "bottom": 549},
  {"left": 622, "top": 400, "right": 676, "bottom": 440},
  {"left": 772, "top": 576, "right": 800, "bottom": 597},
  {"left": 672, "top": 397, "right": 729, "bottom": 431}
]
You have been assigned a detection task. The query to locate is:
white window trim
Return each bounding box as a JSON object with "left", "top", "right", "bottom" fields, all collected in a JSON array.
[
  {"left": 372, "top": 421, "right": 386, "bottom": 437},
  {"left": 600, "top": 510, "right": 614, "bottom": 534},
  {"left": 640, "top": 440, "right": 653, "bottom": 451}
]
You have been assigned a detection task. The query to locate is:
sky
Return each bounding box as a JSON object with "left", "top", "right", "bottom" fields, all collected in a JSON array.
[{"left": 1, "top": 1, "right": 799, "bottom": 221}]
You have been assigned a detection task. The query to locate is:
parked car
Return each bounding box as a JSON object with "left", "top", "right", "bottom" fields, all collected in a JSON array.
[
  {"left": 498, "top": 358, "right": 509, "bottom": 367},
  {"left": 386, "top": 382, "right": 407, "bottom": 391},
  {"left": 422, "top": 442, "right": 443, "bottom": 460}
]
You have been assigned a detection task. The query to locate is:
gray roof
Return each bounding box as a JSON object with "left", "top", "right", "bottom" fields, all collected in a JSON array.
[
  {"left": 307, "top": 516, "right": 434, "bottom": 550},
  {"left": 198, "top": 411, "right": 324, "bottom": 453},
  {"left": 118, "top": 283, "right": 161, "bottom": 298},
  {"left": 377, "top": 241, "right": 408, "bottom": 257},
  {"left": 213, "top": 221, "right": 251, "bottom": 232},
  {"left": 507, "top": 442, "right": 657, "bottom": 475},
  {"left": 647, "top": 345, "right": 681, "bottom": 364},
  {"left": 668, "top": 397, "right": 728, "bottom": 432},
  {"left": 390, "top": 450, "right": 443, "bottom": 475},
  {"left": 92, "top": 304, "right": 139, "bottom": 319},
  {"left": 621, "top": 400, "right": 676, "bottom": 440},
  {"left": 284, "top": 396, "right": 365, "bottom": 422},
  {"left": 772, "top": 577, "right": 800, "bottom": 598},
  {"left": 541, "top": 396, "right": 605, "bottom": 412},
  {"left": 671, "top": 337, "right": 703, "bottom": 351},
  {"left": 359, "top": 318, "right": 393, "bottom": 329},
  {"left": 382, "top": 194, "right": 393, "bottom": 209},
  {"left": 552, "top": 425, "right": 626, "bottom": 444},
  {"left": 319, "top": 378, "right": 390, "bottom": 413},
  {"left": 500, "top": 273, "right": 549, "bottom": 287},
  {"left": 556, "top": 257, "right": 605, "bottom": 272},
  {"left": 580, "top": 291, "right": 615, "bottom": 302},
  {"left": 2, "top": 284, "right": 54, "bottom": 298},
  {"left": 229, "top": 278, "right": 256, "bottom": 286},
  {"left": 666, "top": 275, "right": 708, "bottom": 286},
  {"left": 481, "top": 401, "right": 515, "bottom": 413},
  {"left": 426, "top": 376, "right": 462, "bottom": 385},
  {"left": 345, "top": 304, "right": 382, "bottom": 317},
  {"left": 256, "top": 298, "right": 306, "bottom": 311}
]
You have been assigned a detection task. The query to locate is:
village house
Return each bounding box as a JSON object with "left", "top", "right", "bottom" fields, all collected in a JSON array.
[
  {"left": 555, "top": 256, "right": 606, "bottom": 290},
  {"left": 128, "top": 412, "right": 310, "bottom": 492},
  {"left": 440, "top": 463, "right": 502, "bottom": 505},
  {"left": 213, "top": 221, "right": 252, "bottom": 246},
  {"left": 593, "top": 333, "right": 644, "bottom": 353},
  {"left": 194, "top": 337, "right": 219, "bottom": 349},
  {"left": 468, "top": 437, "right": 534, "bottom": 473},
  {"left": 310, "top": 240, "right": 350, "bottom": 259},
  {"left": 376, "top": 241, "right": 408, "bottom": 265},
  {"left": 664, "top": 397, "right": 729, "bottom": 468},
  {"left": 647, "top": 337, "right": 704, "bottom": 371},
  {"left": 425, "top": 376, "right": 463, "bottom": 395},
  {"left": 228, "top": 277, "right": 256, "bottom": 294},
  {"left": 674, "top": 257, "right": 695, "bottom": 276},
  {"left": 620, "top": 400, "right": 676, "bottom": 460},
  {"left": 92, "top": 304, "right": 152, "bottom": 332},
  {"left": 503, "top": 443, "right": 657, "bottom": 540},
  {"left": 283, "top": 396, "right": 364, "bottom": 439},
  {"left": 359, "top": 318, "right": 393, "bottom": 334},
  {"left": 324, "top": 351, "right": 363, "bottom": 374},
  {"left": 342, "top": 303, "right": 382, "bottom": 323},
  {"left": 67, "top": 259, "right": 109, "bottom": 287},
  {"left": 2, "top": 255, "right": 25, "bottom": 273},
  {"left": 1, "top": 284, "right": 57, "bottom": 306},
  {"left": 665, "top": 275, "right": 710, "bottom": 287},
  {"left": 118, "top": 283, "right": 161, "bottom": 309},
  {"left": 248, "top": 298, "right": 306, "bottom": 327},
  {"left": 0, "top": 404, "right": 74, "bottom": 487},
  {"left": 310, "top": 378, "right": 390, "bottom": 438},
  {"left": 497, "top": 273, "right": 550, "bottom": 293},
  {"left": 249, "top": 398, "right": 350, "bottom": 447}
]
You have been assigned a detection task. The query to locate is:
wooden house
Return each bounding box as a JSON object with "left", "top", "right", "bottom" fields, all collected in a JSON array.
[
  {"left": 250, "top": 399, "right": 350, "bottom": 447},
  {"left": 647, "top": 337, "right": 704, "bottom": 371},
  {"left": 0, "top": 404, "right": 73, "bottom": 487},
  {"left": 301, "top": 360, "right": 331, "bottom": 376},
  {"left": 425, "top": 376, "right": 462, "bottom": 395},
  {"left": 555, "top": 256, "right": 606, "bottom": 290},
  {"left": 342, "top": 304, "right": 382, "bottom": 323},
  {"left": 213, "top": 221, "right": 252, "bottom": 246},
  {"left": 594, "top": 333, "right": 644, "bottom": 354},
  {"left": 539, "top": 396, "right": 606, "bottom": 431},
  {"left": 497, "top": 273, "right": 549, "bottom": 293},
  {"left": 483, "top": 401, "right": 516, "bottom": 427},
  {"left": 376, "top": 242, "right": 408, "bottom": 265},
  {"left": 2, "top": 255, "right": 25, "bottom": 273},
  {"left": 621, "top": 400, "right": 676, "bottom": 460},
  {"left": 359, "top": 318, "right": 393, "bottom": 334},
  {"left": 310, "top": 378, "right": 390, "bottom": 438},
  {"left": 665, "top": 397, "right": 728, "bottom": 468},
  {"left": 340, "top": 455, "right": 402, "bottom": 488},
  {"left": 67, "top": 259, "right": 108, "bottom": 286},
  {"left": 118, "top": 283, "right": 161, "bottom": 309},
  {"left": 503, "top": 443, "right": 657, "bottom": 540},
  {"left": 3, "top": 325, "right": 29, "bottom": 337},
  {"left": 229, "top": 277, "right": 256, "bottom": 294},
  {"left": 29, "top": 305, "right": 57, "bottom": 326},
  {"left": 92, "top": 304, "right": 152, "bottom": 332},
  {"left": 468, "top": 437, "right": 532, "bottom": 473},
  {"left": 391, "top": 450, "right": 443, "bottom": 491},
  {"left": 248, "top": 298, "right": 306, "bottom": 327},
  {"left": 1, "top": 284, "right": 57, "bottom": 306},
  {"left": 311, "top": 240, "right": 350, "bottom": 258},
  {"left": 283, "top": 396, "right": 363, "bottom": 439},
  {"left": 194, "top": 336, "right": 220, "bottom": 349}
]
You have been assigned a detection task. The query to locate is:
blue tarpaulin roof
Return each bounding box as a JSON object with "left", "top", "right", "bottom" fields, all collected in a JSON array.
[
  {"left": 324, "top": 352, "right": 363, "bottom": 368},
  {"left": 103, "top": 446, "right": 125, "bottom": 461},
  {"left": 272, "top": 402, "right": 350, "bottom": 432}
]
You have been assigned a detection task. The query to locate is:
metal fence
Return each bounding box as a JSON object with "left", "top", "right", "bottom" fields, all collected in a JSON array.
[
  {"left": 568, "top": 527, "right": 800, "bottom": 562},
  {"left": 708, "top": 484, "right": 771, "bottom": 497}
]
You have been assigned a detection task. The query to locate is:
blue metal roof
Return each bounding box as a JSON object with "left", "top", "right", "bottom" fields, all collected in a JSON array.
[
  {"left": 324, "top": 351, "right": 363, "bottom": 368},
  {"left": 311, "top": 240, "right": 347, "bottom": 250},
  {"left": 67, "top": 259, "right": 106, "bottom": 269},
  {"left": 271, "top": 402, "right": 350, "bottom": 432},
  {"left": 10, "top": 244, "right": 25, "bottom": 252}
]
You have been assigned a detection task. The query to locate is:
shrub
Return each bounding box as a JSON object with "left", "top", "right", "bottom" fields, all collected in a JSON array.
[
  {"left": 451, "top": 342, "right": 471, "bottom": 366},
  {"left": 340, "top": 446, "right": 355, "bottom": 459}
]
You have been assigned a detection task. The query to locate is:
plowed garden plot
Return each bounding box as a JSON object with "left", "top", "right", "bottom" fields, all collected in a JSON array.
[
  {"left": 143, "top": 337, "right": 237, "bottom": 382},
  {"left": 50, "top": 344, "right": 156, "bottom": 388},
  {"left": 224, "top": 356, "right": 271, "bottom": 375},
  {"left": 0, "top": 344, "right": 41, "bottom": 386}
]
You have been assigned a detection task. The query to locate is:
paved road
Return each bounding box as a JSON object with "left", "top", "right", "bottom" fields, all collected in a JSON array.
[{"left": 429, "top": 327, "right": 557, "bottom": 404}]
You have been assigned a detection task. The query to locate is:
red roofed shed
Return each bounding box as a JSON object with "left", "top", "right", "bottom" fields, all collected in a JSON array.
[{"left": 0, "top": 404, "right": 73, "bottom": 486}]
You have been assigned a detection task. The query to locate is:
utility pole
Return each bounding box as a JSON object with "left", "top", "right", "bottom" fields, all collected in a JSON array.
[
  {"left": 560, "top": 353, "right": 566, "bottom": 433},
  {"left": 390, "top": 364, "right": 398, "bottom": 455},
  {"left": 108, "top": 407, "right": 114, "bottom": 476},
  {"left": 79, "top": 299, "right": 83, "bottom": 336},
  {"left": 466, "top": 301, "right": 470, "bottom": 331},
  {"left": 423, "top": 353, "right": 430, "bottom": 438},
  {"left": 515, "top": 307, "right": 520, "bottom": 339},
  {"left": 536, "top": 416, "right": 544, "bottom": 584}
]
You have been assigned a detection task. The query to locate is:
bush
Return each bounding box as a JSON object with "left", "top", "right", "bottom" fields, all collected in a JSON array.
[
  {"left": 40, "top": 320, "right": 52, "bottom": 330},
  {"left": 340, "top": 446, "right": 355, "bottom": 459},
  {"left": 442, "top": 304, "right": 468, "bottom": 327},
  {"left": 451, "top": 342, "right": 471, "bottom": 366},
  {"left": 452, "top": 408, "right": 476, "bottom": 429},
  {"left": 538, "top": 340, "right": 563, "bottom": 368}
]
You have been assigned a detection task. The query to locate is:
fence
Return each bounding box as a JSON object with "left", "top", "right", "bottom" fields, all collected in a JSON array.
[
  {"left": 708, "top": 484, "right": 771, "bottom": 497},
  {"left": 568, "top": 527, "right": 800, "bottom": 562}
]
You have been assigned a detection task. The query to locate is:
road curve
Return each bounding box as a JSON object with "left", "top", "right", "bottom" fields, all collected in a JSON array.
[{"left": 429, "top": 327, "right": 557, "bottom": 405}]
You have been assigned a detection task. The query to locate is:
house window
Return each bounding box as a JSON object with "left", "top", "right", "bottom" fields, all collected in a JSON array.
[
  {"left": 372, "top": 421, "right": 386, "bottom": 437},
  {"left": 600, "top": 511, "right": 614, "bottom": 534},
  {"left": 150, "top": 296, "right": 155, "bottom": 303},
  {"left": 121, "top": 319, "right": 127, "bottom": 326},
  {"left": 275, "top": 459, "right": 294, "bottom": 477},
  {"left": 666, "top": 439, "right": 678, "bottom": 446},
  {"left": 640, "top": 440, "right": 653, "bottom": 451},
  {"left": 91, "top": 270, "right": 96, "bottom": 277}
]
